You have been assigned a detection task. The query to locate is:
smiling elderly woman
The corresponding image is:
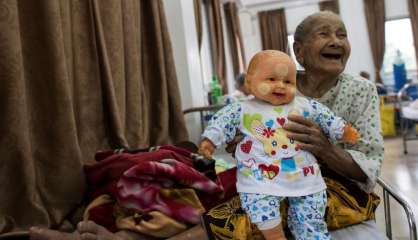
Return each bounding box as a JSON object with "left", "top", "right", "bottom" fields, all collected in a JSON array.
[
  {"left": 283, "top": 11, "right": 386, "bottom": 239},
  {"left": 199, "top": 11, "right": 386, "bottom": 240}
]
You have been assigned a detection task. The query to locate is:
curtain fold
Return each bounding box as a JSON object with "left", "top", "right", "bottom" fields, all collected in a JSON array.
[
  {"left": 0, "top": 0, "right": 188, "bottom": 233},
  {"left": 204, "top": 0, "right": 228, "bottom": 94},
  {"left": 319, "top": 0, "right": 340, "bottom": 14},
  {"left": 223, "top": 2, "right": 246, "bottom": 78},
  {"left": 194, "top": 0, "right": 203, "bottom": 49},
  {"left": 258, "top": 8, "right": 288, "bottom": 52},
  {"left": 408, "top": 0, "right": 418, "bottom": 68},
  {"left": 364, "top": 0, "right": 386, "bottom": 84}
]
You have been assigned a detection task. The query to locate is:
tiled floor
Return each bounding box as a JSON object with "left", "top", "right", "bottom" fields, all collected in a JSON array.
[{"left": 375, "top": 136, "right": 418, "bottom": 240}]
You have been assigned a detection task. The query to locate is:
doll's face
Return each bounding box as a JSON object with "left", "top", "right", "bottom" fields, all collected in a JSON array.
[{"left": 246, "top": 51, "right": 297, "bottom": 106}]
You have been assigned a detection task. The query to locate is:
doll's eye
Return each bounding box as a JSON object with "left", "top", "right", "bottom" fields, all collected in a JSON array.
[
  {"left": 271, "top": 140, "right": 277, "bottom": 146},
  {"left": 285, "top": 80, "right": 291, "bottom": 84},
  {"left": 268, "top": 77, "right": 275, "bottom": 81},
  {"left": 289, "top": 138, "right": 295, "bottom": 144}
]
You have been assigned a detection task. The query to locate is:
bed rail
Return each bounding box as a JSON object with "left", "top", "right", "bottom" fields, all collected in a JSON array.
[{"left": 378, "top": 177, "right": 417, "bottom": 240}]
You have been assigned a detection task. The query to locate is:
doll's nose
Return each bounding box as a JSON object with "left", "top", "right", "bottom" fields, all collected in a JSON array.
[
  {"left": 282, "top": 145, "right": 288, "bottom": 149},
  {"left": 275, "top": 81, "right": 285, "bottom": 88}
]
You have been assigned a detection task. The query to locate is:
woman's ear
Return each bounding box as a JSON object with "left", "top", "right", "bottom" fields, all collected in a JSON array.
[{"left": 293, "top": 41, "right": 304, "bottom": 66}]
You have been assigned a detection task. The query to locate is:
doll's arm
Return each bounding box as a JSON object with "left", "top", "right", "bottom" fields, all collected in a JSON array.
[
  {"left": 199, "top": 102, "right": 242, "bottom": 158},
  {"left": 342, "top": 124, "right": 360, "bottom": 144},
  {"left": 308, "top": 100, "right": 359, "bottom": 144}
]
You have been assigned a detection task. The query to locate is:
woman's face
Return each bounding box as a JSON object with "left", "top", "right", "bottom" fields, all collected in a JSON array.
[{"left": 295, "top": 15, "right": 351, "bottom": 76}]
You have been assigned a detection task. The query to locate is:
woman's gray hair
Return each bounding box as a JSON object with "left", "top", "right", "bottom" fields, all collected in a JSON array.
[{"left": 294, "top": 11, "right": 341, "bottom": 43}]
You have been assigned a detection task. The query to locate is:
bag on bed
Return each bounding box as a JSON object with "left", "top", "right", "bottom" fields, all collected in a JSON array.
[{"left": 380, "top": 96, "right": 396, "bottom": 137}]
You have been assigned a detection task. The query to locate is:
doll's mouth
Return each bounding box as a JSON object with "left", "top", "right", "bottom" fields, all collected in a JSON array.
[{"left": 273, "top": 93, "right": 285, "bottom": 97}]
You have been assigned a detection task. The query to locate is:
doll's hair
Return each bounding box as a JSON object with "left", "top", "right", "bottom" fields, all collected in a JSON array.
[{"left": 246, "top": 50, "right": 290, "bottom": 76}]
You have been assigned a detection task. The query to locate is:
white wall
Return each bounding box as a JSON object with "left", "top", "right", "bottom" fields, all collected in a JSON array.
[
  {"left": 239, "top": 1, "right": 319, "bottom": 64},
  {"left": 339, "top": 0, "right": 375, "bottom": 81},
  {"left": 163, "top": 0, "right": 207, "bottom": 143}
]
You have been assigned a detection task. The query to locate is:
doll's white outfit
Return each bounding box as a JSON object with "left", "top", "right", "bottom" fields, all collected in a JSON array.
[{"left": 202, "top": 97, "right": 350, "bottom": 239}]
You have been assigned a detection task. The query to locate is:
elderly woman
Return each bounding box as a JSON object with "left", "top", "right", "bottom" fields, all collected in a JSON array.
[
  {"left": 202, "top": 11, "right": 385, "bottom": 240},
  {"left": 284, "top": 11, "right": 385, "bottom": 239}
]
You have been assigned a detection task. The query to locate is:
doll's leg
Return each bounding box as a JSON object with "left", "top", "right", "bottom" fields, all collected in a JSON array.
[
  {"left": 239, "top": 193, "right": 286, "bottom": 240},
  {"left": 287, "top": 190, "right": 331, "bottom": 240}
]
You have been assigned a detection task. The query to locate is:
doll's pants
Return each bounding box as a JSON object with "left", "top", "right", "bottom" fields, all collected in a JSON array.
[{"left": 239, "top": 190, "right": 331, "bottom": 240}]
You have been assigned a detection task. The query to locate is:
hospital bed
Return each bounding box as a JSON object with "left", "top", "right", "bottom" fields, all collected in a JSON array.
[
  {"left": 183, "top": 106, "right": 418, "bottom": 240},
  {"left": 397, "top": 82, "right": 418, "bottom": 154}
]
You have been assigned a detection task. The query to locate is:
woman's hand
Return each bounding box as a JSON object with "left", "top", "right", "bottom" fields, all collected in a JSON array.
[
  {"left": 283, "top": 114, "right": 367, "bottom": 181},
  {"left": 283, "top": 114, "right": 332, "bottom": 161}
]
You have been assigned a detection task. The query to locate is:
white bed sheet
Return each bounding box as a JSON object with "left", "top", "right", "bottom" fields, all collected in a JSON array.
[
  {"left": 402, "top": 106, "right": 418, "bottom": 120},
  {"left": 330, "top": 220, "right": 388, "bottom": 240}
]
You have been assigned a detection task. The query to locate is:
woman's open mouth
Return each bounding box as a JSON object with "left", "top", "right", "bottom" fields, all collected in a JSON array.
[{"left": 321, "top": 52, "right": 343, "bottom": 60}]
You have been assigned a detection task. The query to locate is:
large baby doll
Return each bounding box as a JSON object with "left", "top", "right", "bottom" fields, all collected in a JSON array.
[{"left": 199, "top": 50, "right": 358, "bottom": 240}]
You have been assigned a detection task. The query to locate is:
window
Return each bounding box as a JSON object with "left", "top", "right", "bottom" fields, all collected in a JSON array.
[
  {"left": 382, "top": 18, "right": 417, "bottom": 85},
  {"left": 288, "top": 34, "right": 304, "bottom": 71}
]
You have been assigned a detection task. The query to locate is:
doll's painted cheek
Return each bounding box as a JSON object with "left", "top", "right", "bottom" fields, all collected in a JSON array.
[
  {"left": 256, "top": 83, "right": 271, "bottom": 96},
  {"left": 274, "top": 64, "right": 289, "bottom": 78}
]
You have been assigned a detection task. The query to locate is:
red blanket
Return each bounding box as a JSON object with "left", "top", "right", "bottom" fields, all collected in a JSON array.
[{"left": 84, "top": 145, "right": 226, "bottom": 226}]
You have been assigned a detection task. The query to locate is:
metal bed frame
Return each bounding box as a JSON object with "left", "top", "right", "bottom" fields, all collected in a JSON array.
[
  {"left": 184, "top": 105, "right": 418, "bottom": 240},
  {"left": 378, "top": 178, "right": 417, "bottom": 240}
]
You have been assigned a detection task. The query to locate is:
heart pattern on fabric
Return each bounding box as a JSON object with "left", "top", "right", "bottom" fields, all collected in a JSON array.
[
  {"left": 276, "top": 117, "right": 286, "bottom": 126},
  {"left": 265, "top": 119, "right": 274, "bottom": 128},
  {"left": 240, "top": 140, "right": 253, "bottom": 154},
  {"left": 258, "top": 164, "right": 279, "bottom": 179},
  {"left": 241, "top": 158, "right": 255, "bottom": 168}
]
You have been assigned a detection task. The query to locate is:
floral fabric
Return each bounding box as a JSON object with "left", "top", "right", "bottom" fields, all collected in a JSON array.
[{"left": 302, "top": 73, "right": 384, "bottom": 192}]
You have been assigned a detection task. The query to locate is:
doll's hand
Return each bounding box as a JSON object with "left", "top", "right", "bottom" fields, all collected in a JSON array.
[
  {"left": 342, "top": 124, "right": 360, "bottom": 144},
  {"left": 198, "top": 139, "right": 216, "bottom": 159},
  {"left": 283, "top": 114, "right": 333, "bottom": 159}
]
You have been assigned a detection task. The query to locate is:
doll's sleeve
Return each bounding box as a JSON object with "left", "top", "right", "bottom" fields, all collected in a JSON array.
[
  {"left": 308, "top": 100, "right": 358, "bottom": 143},
  {"left": 201, "top": 102, "right": 242, "bottom": 148}
]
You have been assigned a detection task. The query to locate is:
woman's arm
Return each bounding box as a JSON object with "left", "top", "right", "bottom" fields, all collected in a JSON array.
[
  {"left": 285, "top": 81, "right": 384, "bottom": 192},
  {"left": 284, "top": 115, "right": 367, "bottom": 181}
]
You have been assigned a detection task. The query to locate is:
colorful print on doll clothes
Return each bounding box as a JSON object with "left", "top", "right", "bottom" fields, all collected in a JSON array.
[
  {"left": 239, "top": 191, "right": 331, "bottom": 240},
  {"left": 202, "top": 97, "right": 348, "bottom": 197}
]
